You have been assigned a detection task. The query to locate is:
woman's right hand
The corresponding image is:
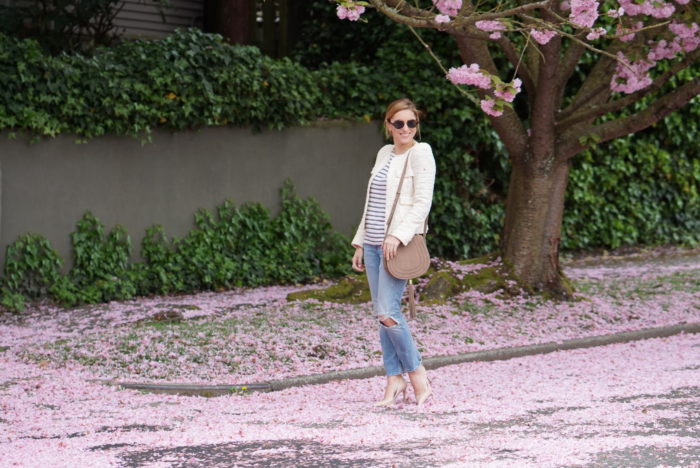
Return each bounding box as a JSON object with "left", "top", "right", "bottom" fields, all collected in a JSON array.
[{"left": 352, "top": 246, "right": 365, "bottom": 272}]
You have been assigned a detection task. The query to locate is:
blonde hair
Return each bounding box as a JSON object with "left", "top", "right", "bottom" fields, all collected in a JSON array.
[{"left": 383, "top": 98, "right": 422, "bottom": 139}]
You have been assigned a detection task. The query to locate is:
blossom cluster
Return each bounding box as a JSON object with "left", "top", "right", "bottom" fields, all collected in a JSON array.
[
  {"left": 618, "top": 0, "right": 677, "bottom": 18},
  {"left": 569, "top": 0, "right": 600, "bottom": 28},
  {"left": 475, "top": 20, "right": 507, "bottom": 39},
  {"left": 433, "top": 0, "right": 462, "bottom": 17},
  {"left": 336, "top": 2, "right": 366, "bottom": 21},
  {"left": 531, "top": 29, "right": 558, "bottom": 45},
  {"left": 446, "top": 63, "right": 492, "bottom": 89},
  {"left": 446, "top": 64, "right": 522, "bottom": 117},
  {"left": 611, "top": 18, "right": 699, "bottom": 93},
  {"left": 610, "top": 53, "right": 654, "bottom": 94}
]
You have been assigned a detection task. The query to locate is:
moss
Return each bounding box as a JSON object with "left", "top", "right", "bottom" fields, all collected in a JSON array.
[
  {"left": 560, "top": 270, "right": 576, "bottom": 296},
  {"left": 457, "top": 254, "right": 494, "bottom": 266},
  {"left": 459, "top": 267, "right": 506, "bottom": 294},
  {"left": 421, "top": 271, "right": 461, "bottom": 304},
  {"left": 287, "top": 275, "right": 370, "bottom": 304}
]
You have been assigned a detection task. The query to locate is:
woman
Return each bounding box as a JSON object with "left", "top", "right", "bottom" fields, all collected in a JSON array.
[{"left": 351, "top": 98, "right": 436, "bottom": 406}]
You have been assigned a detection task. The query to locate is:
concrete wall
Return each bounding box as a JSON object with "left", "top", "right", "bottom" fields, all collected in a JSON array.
[{"left": 0, "top": 121, "right": 383, "bottom": 269}]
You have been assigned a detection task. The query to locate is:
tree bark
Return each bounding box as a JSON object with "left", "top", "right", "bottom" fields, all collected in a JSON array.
[{"left": 502, "top": 154, "right": 572, "bottom": 296}]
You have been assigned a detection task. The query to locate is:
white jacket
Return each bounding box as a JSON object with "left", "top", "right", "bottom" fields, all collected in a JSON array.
[{"left": 352, "top": 142, "right": 436, "bottom": 247}]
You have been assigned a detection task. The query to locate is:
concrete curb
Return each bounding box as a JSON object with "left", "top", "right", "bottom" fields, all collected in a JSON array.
[{"left": 104, "top": 322, "right": 700, "bottom": 397}]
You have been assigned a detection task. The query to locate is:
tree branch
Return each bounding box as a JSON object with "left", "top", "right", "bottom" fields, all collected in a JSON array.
[
  {"left": 407, "top": 26, "right": 481, "bottom": 105},
  {"left": 558, "top": 53, "right": 616, "bottom": 120},
  {"left": 453, "top": 33, "right": 529, "bottom": 160},
  {"left": 369, "top": 0, "right": 553, "bottom": 34},
  {"left": 558, "top": 76, "right": 700, "bottom": 159},
  {"left": 496, "top": 35, "right": 536, "bottom": 100},
  {"left": 368, "top": 0, "right": 437, "bottom": 29},
  {"left": 553, "top": 41, "right": 586, "bottom": 109},
  {"left": 529, "top": 33, "right": 562, "bottom": 162},
  {"left": 557, "top": 49, "right": 700, "bottom": 131}
]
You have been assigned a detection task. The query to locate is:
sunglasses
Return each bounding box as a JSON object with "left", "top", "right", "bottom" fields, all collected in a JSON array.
[{"left": 388, "top": 119, "right": 418, "bottom": 129}]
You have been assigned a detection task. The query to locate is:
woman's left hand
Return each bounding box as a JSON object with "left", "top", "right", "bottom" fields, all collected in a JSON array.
[{"left": 383, "top": 235, "right": 401, "bottom": 261}]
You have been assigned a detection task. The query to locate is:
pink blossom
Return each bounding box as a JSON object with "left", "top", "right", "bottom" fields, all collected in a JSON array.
[
  {"left": 433, "top": 0, "right": 461, "bottom": 16},
  {"left": 586, "top": 27, "right": 607, "bottom": 40},
  {"left": 670, "top": 21, "right": 699, "bottom": 39},
  {"left": 480, "top": 97, "right": 504, "bottom": 117},
  {"left": 648, "top": 39, "right": 683, "bottom": 61},
  {"left": 570, "top": 0, "right": 600, "bottom": 28},
  {"left": 489, "top": 32, "right": 502, "bottom": 39},
  {"left": 434, "top": 14, "right": 451, "bottom": 23},
  {"left": 681, "top": 34, "right": 700, "bottom": 53},
  {"left": 669, "top": 21, "right": 700, "bottom": 52},
  {"left": 336, "top": 4, "right": 365, "bottom": 21},
  {"left": 618, "top": 0, "right": 675, "bottom": 18},
  {"left": 475, "top": 20, "right": 506, "bottom": 32},
  {"left": 446, "top": 63, "right": 493, "bottom": 89},
  {"left": 560, "top": 1, "right": 571, "bottom": 11},
  {"left": 531, "top": 29, "right": 558, "bottom": 44},
  {"left": 610, "top": 52, "right": 654, "bottom": 94},
  {"left": 494, "top": 78, "right": 522, "bottom": 102}
]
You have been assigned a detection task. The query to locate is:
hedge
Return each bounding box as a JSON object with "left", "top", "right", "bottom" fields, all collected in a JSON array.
[{"left": 1, "top": 19, "right": 698, "bottom": 263}]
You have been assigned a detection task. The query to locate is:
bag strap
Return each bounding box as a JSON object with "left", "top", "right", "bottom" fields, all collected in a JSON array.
[{"left": 384, "top": 146, "right": 427, "bottom": 240}]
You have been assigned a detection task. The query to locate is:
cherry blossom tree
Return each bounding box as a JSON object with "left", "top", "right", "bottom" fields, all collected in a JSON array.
[{"left": 335, "top": 0, "right": 699, "bottom": 296}]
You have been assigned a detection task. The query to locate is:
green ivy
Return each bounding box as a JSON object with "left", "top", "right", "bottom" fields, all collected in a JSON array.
[
  {"left": 0, "top": 29, "right": 323, "bottom": 140},
  {"left": 0, "top": 182, "right": 352, "bottom": 311},
  {"left": 1, "top": 233, "right": 63, "bottom": 311},
  {"left": 563, "top": 101, "right": 700, "bottom": 250},
  {"left": 66, "top": 212, "right": 136, "bottom": 304}
]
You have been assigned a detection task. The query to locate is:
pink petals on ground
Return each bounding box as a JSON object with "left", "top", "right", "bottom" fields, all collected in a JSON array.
[{"left": 1, "top": 329, "right": 698, "bottom": 466}]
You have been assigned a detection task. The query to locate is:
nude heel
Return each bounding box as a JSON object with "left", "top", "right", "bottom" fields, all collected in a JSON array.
[
  {"left": 374, "top": 379, "right": 408, "bottom": 407},
  {"left": 408, "top": 365, "right": 433, "bottom": 406}
]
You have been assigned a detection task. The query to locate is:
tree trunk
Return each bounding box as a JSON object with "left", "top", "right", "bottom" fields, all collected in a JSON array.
[
  {"left": 501, "top": 152, "right": 572, "bottom": 297},
  {"left": 203, "top": 0, "right": 252, "bottom": 45}
]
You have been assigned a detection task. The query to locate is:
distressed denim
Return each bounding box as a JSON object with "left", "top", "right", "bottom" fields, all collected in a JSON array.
[{"left": 363, "top": 243, "right": 422, "bottom": 376}]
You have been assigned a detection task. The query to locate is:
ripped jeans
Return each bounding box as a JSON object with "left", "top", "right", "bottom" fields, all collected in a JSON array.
[{"left": 363, "top": 243, "right": 422, "bottom": 376}]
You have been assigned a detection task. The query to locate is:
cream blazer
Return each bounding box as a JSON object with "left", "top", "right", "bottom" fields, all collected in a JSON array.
[{"left": 351, "top": 142, "right": 436, "bottom": 247}]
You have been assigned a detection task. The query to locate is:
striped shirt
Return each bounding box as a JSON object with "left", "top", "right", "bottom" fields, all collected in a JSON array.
[{"left": 364, "top": 153, "right": 395, "bottom": 245}]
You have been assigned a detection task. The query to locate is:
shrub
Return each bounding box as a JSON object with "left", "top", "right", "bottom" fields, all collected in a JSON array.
[{"left": 0, "top": 182, "right": 352, "bottom": 311}]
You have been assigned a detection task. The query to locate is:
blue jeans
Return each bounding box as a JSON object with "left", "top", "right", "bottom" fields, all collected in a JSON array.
[{"left": 363, "top": 244, "right": 422, "bottom": 376}]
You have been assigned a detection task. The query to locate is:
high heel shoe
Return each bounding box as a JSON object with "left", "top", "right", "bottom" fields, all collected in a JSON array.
[
  {"left": 374, "top": 380, "right": 408, "bottom": 407},
  {"left": 408, "top": 365, "right": 433, "bottom": 406},
  {"left": 415, "top": 378, "right": 433, "bottom": 407}
]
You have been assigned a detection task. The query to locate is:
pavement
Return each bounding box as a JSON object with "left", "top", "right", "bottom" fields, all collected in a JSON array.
[
  {"left": 107, "top": 326, "right": 700, "bottom": 468},
  {"left": 103, "top": 322, "right": 700, "bottom": 397}
]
